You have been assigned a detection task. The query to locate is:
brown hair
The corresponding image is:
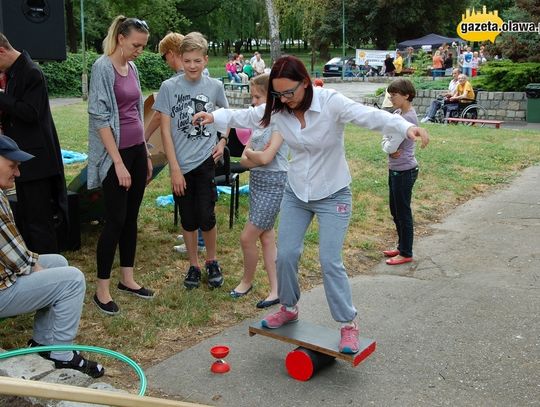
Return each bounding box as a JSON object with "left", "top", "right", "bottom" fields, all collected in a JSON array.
[
  {"left": 179, "top": 32, "right": 208, "bottom": 55},
  {"left": 158, "top": 32, "right": 184, "bottom": 56},
  {"left": 250, "top": 73, "right": 269, "bottom": 94},
  {"left": 260, "top": 55, "right": 313, "bottom": 127},
  {"left": 387, "top": 78, "right": 416, "bottom": 102}
]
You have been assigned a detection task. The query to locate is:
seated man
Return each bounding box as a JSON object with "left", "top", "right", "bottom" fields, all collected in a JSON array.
[
  {"left": 0, "top": 135, "right": 104, "bottom": 378},
  {"left": 443, "top": 73, "right": 475, "bottom": 118},
  {"left": 421, "top": 68, "right": 461, "bottom": 123}
]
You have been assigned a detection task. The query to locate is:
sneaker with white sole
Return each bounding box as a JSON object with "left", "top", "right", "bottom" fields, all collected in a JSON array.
[
  {"left": 261, "top": 305, "right": 298, "bottom": 329},
  {"left": 206, "top": 260, "right": 224, "bottom": 288},
  {"left": 173, "top": 244, "right": 205, "bottom": 253},
  {"left": 339, "top": 322, "right": 360, "bottom": 354},
  {"left": 183, "top": 266, "right": 201, "bottom": 289}
]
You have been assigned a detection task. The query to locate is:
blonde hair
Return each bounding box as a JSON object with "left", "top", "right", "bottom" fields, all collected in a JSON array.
[
  {"left": 158, "top": 32, "right": 184, "bottom": 56},
  {"left": 102, "top": 15, "right": 149, "bottom": 56},
  {"left": 250, "top": 73, "right": 269, "bottom": 93},
  {"left": 179, "top": 32, "right": 208, "bottom": 55}
]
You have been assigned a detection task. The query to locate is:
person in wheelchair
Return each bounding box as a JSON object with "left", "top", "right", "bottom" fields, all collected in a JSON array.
[
  {"left": 421, "top": 68, "right": 460, "bottom": 123},
  {"left": 443, "top": 73, "right": 475, "bottom": 118}
]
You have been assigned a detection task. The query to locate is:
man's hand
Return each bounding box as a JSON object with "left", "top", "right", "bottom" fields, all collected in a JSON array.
[
  {"left": 32, "top": 263, "right": 43, "bottom": 272},
  {"left": 192, "top": 112, "right": 214, "bottom": 126},
  {"left": 407, "top": 126, "right": 429, "bottom": 148}
]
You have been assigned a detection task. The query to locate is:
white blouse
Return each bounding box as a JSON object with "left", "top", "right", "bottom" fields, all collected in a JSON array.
[{"left": 213, "top": 87, "right": 413, "bottom": 202}]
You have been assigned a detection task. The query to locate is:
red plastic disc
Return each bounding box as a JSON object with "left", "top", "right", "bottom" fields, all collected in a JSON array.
[
  {"left": 211, "top": 360, "right": 230, "bottom": 374},
  {"left": 210, "top": 345, "right": 230, "bottom": 359},
  {"left": 285, "top": 349, "right": 314, "bottom": 381}
]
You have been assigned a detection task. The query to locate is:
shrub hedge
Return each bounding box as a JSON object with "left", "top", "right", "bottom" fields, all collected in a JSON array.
[
  {"left": 472, "top": 61, "right": 540, "bottom": 92},
  {"left": 40, "top": 51, "right": 171, "bottom": 97}
]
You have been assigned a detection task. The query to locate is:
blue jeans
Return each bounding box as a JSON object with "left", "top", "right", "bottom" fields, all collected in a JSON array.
[
  {"left": 0, "top": 254, "right": 85, "bottom": 360},
  {"left": 388, "top": 167, "right": 419, "bottom": 258},
  {"left": 276, "top": 185, "right": 357, "bottom": 322}
]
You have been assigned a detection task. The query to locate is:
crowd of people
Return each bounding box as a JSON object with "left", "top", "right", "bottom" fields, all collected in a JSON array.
[
  {"left": 0, "top": 16, "right": 435, "bottom": 377},
  {"left": 224, "top": 51, "right": 266, "bottom": 83}
]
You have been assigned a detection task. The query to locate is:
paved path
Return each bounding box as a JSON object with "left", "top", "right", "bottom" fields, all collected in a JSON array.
[{"left": 147, "top": 166, "right": 540, "bottom": 406}]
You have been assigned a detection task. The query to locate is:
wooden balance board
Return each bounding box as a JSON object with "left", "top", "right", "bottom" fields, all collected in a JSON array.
[{"left": 249, "top": 320, "right": 376, "bottom": 381}]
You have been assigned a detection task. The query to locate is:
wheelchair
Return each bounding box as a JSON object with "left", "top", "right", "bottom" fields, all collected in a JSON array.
[{"left": 433, "top": 94, "right": 488, "bottom": 127}]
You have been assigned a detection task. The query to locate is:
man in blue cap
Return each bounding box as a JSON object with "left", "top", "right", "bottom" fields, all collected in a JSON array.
[{"left": 0, "top": 135, "right": 104, "bottom": 378}]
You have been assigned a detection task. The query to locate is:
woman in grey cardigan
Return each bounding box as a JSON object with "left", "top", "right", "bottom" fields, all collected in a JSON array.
[{"left": 88, "top": 15, "right": 154, "bottom": 316}]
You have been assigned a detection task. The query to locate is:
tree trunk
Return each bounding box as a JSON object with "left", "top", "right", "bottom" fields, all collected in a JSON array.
[
  {"left": 65, "top": 0, "right": 77, "bottom": 53},
  {"left": 264, "top": 0, "right": 281, "bottom": 64}
]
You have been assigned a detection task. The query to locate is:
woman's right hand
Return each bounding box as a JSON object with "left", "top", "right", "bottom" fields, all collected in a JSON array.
[
  {"left": 171, "top": 168, "right": 187, "bottom": 196},
  {"left": 114, "top": 161, "right": 131, "bottom": 190},
  {"left": 192, "top": 112, "right": 214, "bottom": 126}
]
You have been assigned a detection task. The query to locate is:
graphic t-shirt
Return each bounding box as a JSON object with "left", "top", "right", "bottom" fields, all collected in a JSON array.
[{"left": 153, "top": 74, "right": 229, "bottom": 174}]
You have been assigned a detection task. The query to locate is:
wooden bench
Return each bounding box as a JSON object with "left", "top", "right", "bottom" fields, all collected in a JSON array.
[
  {"left": 223, "top": 82, "right": 250, "bottom": 92},
  {"left": 446, "top": 118, "right": 504, "bottom": 128}
]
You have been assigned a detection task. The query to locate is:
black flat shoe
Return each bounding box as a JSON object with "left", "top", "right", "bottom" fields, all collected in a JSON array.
[
  {"left": 117, "top": 282, "right": 154, "bottom": 299},
  {"left": 93, "top": 294, "right": 120, "bottom": 316},
  {"left": 256, "top": 298, "right": 280, "bottom": 308},
  {"left": 229, "top": 285, "right": 253, "bottom": 298}
]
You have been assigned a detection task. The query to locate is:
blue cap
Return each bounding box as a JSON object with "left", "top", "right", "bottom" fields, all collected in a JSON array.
[{"left": 0, "top": 135, "right": 34, "bottom": 162}]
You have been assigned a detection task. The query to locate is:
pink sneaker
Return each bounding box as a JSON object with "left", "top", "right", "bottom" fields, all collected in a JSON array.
[
  {"left": 339, "top": 323, "right": 360, "bottom": 354},
  {"left": 261, "top": 306, "right": 298, "bottom": 329}
]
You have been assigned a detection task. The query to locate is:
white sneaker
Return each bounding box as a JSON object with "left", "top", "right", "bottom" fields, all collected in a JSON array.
[
  {"left": 420, "top": 117, "right": 431, "bottom": 123},
  {"left": 173, "top": 244, "right": 205, "bottom": 253}
]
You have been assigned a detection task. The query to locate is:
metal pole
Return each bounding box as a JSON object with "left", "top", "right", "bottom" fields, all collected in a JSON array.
[
  {"left": 80, "top": 0, "right": 88, "bottom": 101},
  {"left": 341, "top": 0, "right": 345, "bottom": 80}
]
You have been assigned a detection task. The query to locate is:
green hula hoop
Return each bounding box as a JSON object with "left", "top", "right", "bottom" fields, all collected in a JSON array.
[{"left": 0, "top": 345, "right": 147, "bottom": 396}]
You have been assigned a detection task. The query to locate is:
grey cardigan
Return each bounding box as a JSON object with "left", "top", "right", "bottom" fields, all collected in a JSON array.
[{"left": 87, "top": 55, "right": 144, "bottom": 190}]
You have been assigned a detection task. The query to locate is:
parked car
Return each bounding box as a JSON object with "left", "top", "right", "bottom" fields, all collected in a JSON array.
[{"left": 322, "top": 56, "right": 356, "bottom": 77}]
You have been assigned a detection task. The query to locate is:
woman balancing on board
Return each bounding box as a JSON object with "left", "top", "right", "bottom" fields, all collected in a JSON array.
[{"left": 193, "top": 55, "right": 429, "bottom": 354}]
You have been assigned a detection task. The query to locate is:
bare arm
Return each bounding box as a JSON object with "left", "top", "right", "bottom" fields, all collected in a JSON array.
[
  {"left": 160, "top": 113, "right": 186, "bottom": 196},
  {"left": 243, "top": 131, "right": 284, "bottom": 166}
]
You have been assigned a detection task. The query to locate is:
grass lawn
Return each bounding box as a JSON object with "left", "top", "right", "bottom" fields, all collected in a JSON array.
[{"left": 1, "top": 100, "right": 540, "bottom": 392}]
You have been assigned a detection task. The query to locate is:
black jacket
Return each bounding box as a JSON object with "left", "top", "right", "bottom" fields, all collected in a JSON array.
[{"left": 0, "top": 50, "right": 65, "bottom": 183}]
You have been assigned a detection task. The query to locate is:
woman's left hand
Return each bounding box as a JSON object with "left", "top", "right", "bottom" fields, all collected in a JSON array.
[{"left": 146, "top": 156, "right": 153, "bottom": 184}]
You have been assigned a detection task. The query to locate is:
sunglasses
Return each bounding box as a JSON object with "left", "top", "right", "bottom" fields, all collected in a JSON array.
[
  {"left": 271, "top": 82, "right": 302, "bottom": 99},
  {"left": 132, "top": 18, "right": 149, "bottom": 31}
]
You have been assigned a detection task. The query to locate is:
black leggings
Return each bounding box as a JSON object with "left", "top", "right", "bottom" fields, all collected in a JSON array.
[{"left": 96, "top": 143, "right": 147, "bottom": 279}]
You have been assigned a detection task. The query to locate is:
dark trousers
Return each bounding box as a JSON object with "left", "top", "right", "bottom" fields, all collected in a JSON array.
[
  {"left": 388, "top": 167, "right": 418, "bottom": 258},
  {"left": 96, "top": 144, "right": 147, "bottom": 279},
  {"left": 15, "top": 177, "right": 60, "bottom": 254}
]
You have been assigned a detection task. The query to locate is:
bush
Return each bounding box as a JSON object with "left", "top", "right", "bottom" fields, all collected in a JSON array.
[
  {"left": 472, "top": 61, "right": 540, "bottom": 92},
  {"left": 41, "top": 51, "right": 171, "bottom": 97}
]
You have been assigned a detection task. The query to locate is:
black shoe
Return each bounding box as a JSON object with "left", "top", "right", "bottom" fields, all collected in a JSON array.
[
  {"left": 51, "top": 351, "right": 105, "bottom": 378},
  {"left": 93, "top": 294, "right": 120, "bottom": 316},
  {"left": 27, "top": 338, "right": 51, "bottom": 360},
  {"left": 256, "top": 298, "right": 280, "bottom": 309},
  {"left": 117, "top": 282, "right": 154, "bottom": 299},
  {"left": 206, "top": 260, "right": 224, "bottom": 288},
  {"left": 183, "top": 266, "right": 201, "bottom": 289}
]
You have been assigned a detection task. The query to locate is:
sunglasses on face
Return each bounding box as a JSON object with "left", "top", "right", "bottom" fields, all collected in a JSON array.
[{"left": 271, "top": 82, "right": 302, "bottom": 99}]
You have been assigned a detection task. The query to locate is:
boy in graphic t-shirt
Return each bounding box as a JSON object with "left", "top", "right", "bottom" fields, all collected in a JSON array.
[{"left": 153, "top": 31, "right": 230, "bottom": 290}]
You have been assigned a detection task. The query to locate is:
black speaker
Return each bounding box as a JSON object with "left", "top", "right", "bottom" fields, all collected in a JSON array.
[{"left": 0, "top": 0, "right": 66, "bottom": 61}]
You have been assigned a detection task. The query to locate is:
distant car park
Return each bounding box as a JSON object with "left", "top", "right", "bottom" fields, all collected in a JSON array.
[{"left": 322, "top": 56, "right": 356, "bottom": 77}]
